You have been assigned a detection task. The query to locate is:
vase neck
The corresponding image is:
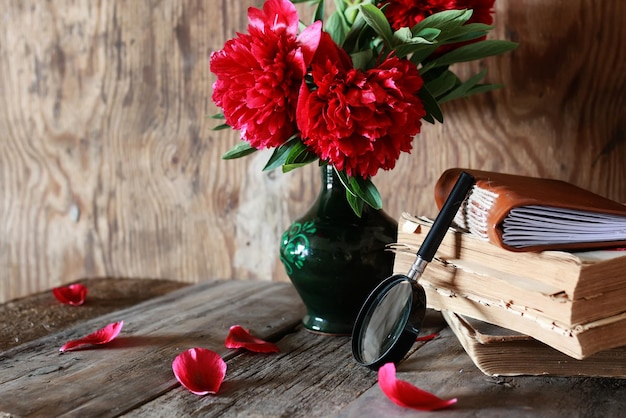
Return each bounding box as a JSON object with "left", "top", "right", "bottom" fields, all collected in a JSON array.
[
  {"left": 321, "top": 165, "right": 345, "bottom": 194},
  {"left": 315, "top": 165, "right": 359, "bottom": 217}
]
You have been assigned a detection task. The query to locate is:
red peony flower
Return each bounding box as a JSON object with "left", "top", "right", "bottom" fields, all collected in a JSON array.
[
  {"left": 297, "top": 42, "right": 426, "bottom": 179},
  {"left": 210, "top": 0, "right": 321, "bottom": 149},
  {"left": 212, "top": 0, "right": 515, "bottom": 213},
  {"left": 382, "top": 0, "right": 494, "bottom": 31}
]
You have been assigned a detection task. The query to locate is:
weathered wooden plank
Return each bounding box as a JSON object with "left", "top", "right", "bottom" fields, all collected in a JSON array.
[
  {"left": 0, "top": 280, "right": 305, "bottom": 417},
  {"left": 0, "top": 278, "right": 188, "bottom": 352},
  {"left": 123, "top": 311, "right": 447, "bottom": 417},
  {"left": 336, "top": 327, "right": 626, "bottom": 418},
  {"left": 2, "top": 0, "right": 626, "bottom": 304}
]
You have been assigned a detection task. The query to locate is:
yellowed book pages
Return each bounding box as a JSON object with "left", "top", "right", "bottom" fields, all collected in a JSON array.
[
  {"left": 393, "top": 213, "right": 626, "bottom": 359},
  {"left": 443, "top": 311, "right": 626, "bottom": 378},
  {"left": 394, "top": 213, "right": 626, "bottom": 324},
  {"left": 425, "top": 281, "right": 626, "bottom": 359}
]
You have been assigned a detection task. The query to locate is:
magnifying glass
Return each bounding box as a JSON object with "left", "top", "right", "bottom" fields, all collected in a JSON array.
[{"left": 351, "top": 171, "right": 475, "bottom": 369}]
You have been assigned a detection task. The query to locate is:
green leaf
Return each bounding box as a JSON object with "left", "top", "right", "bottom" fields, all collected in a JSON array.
[
  {"left": 262, "top": 138, "right": 297, "bottom": 171},
  {"left": 423, "top": 40, "right": 518, "bottom": 72},
  {"left": 465, "top": 82, "right": 504, "bottom": 96},
  {"left": 439, "top": 23, "right": 493, "bottom": 43},
  {"left": 334, "top": 168, "right": 383, "bottom": 210},
  {"left": 393, "top": 27, "right": 413, "bottom": 43},
  {"left": 359, "top": 4, "right": 394, "bottom": 49},
  {"left": 351, "top": 177, "right": 383, "bottom": 210},
  {"left": 346, "top": 191, "right": 364, "bottom": 217},
  {"left": 392, "top": 27, "right": 440, "bottom": 59},
  {"left": 313, "top": 0, "right": 325, "bottom": 23},
  {"left": 437, "top": 68, "right": 487, "bottom": 103},
  {"left": 342, "top": 11, "right": 366, "bottom": 52},
  {"left": 283, "top": 161, "right": 315, "bottom": 172},
  {"left": 222, "top": 141, "right": 257, "bottom": 160},
  {"left": 326, "top": 11, "right": 349, "bottom": 47},
  {"left": 351, "top": 49, "right": 374, "bottom": 70},
  {"left": 418, "top": 85, "right": 444, "bottom": 124},
  {"left": 212, "top": 123, "right": 231, "bottom": 131},
  {"left": 262, "top": 137, "right": 319, "bottom": 172},
  {"left": 424, "top": 69, "right": 459, "bottom": 98},
  {"left": 409, "top": 44, "right": 439, "bottom": 65},
  {"left": 344, "top": 3, "right": 361, "bottom": 24},
  {"left": 394, "top": 39, "right": 437, "bottom": 59},
  {"left": 411, "top": 9, "right": 472, "bottom": 35},
  {"left": 209, "top": 113, "right": 228, "bottom": 129},
  {"left": 439, "top": 82, "right": 504, "bottom": 103},
  {"left": 281, "top": 140, "right": 318, "bottom": 172},
  {"left": 414, "top": 27, "right": 441, "bottom": 42}
]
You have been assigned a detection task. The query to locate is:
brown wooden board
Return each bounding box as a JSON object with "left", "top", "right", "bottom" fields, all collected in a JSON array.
[
  {"left": 0, "top": 277, "right": 188, "bottom": 352},
  {"left": 0, "top": 280, "right": 305, "bottom": 417},
  {"left": 337, "top": 327, "right": 626, "bottom": 418},
  {"left": 124, "top": 312, "right": 446, "bottom": 417},
  {"left": 2, "top": 279, "right": 625, "bottom": 417}
]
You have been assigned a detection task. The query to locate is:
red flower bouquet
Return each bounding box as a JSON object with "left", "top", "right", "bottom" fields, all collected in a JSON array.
[{"left": 211, "top": 0, "right": 515, "bottom": 214}]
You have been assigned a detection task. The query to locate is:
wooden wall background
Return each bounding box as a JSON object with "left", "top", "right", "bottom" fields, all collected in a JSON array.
[{"left": 0, "top": 0, "right": 624, "bottom": 303}]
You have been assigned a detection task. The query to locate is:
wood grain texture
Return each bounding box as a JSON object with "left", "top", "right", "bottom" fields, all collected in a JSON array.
[
  {"left": 122, "top": 310, "right": 447, "bottom": 417},
  {"left": 0, "top": 280, "right": 305, "bottom": 417},
  {"left": 1, "top": 279, "right": 624, "bottom": 417},
  {"left": 336, "top": 327, "right": 626, "bottom": 418},
  {"left": 0, "top": 277, "right": 187, "bottom": 352},
  {"left": 0, "top": 0, "right": 625, "bottom": 302}
]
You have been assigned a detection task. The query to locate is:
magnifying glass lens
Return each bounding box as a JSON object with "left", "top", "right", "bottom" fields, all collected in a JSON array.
[
  {"left": 352, "top": 275, "right": 426, "bottom": 369},
  {"left": 359, "top": 279, "right": 412, "bottom": 363}
]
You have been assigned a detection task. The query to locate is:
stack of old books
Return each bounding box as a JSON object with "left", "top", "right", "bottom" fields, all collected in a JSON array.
[{"left": 392, "top": 168, "right": 626, "bottom": 378}]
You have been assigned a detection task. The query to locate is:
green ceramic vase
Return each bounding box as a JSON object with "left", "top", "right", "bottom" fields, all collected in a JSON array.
[{"left": 279, "top": 165, "right": 398, "bottom": 335}]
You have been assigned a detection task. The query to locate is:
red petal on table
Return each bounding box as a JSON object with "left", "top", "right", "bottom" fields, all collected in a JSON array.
[
  {"left": 59, "top": 321, "right": 124, "bottom": 352},
  {"left": 52, "top": 284, "right": 88, "bottom": 306},
  {"left": 416, "top": 333, "right": 438, "bottom": 342},
  {"left": 225, "top": 325, "right": 280, "bottom": 353},
  {"left": 172, "top": 348, "right": 227, "bottom": 396},
  {"left": 378, "top": 363, "right": 457, "bottom": 411}
]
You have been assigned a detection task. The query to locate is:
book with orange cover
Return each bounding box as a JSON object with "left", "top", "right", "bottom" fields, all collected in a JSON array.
[{"left": 435, "top": 168, "right": 626, "bottom": 252}]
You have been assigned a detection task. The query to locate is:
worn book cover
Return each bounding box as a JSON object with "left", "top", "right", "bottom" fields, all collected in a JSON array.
[{"left": 435, "top": 168, "right": 626, "bottom": 252}]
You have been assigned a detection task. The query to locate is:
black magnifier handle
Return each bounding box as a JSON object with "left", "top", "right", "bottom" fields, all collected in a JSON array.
[
  {"left": 407, "top": 171, "right": 474, "bottom": 280},
  {"left": 351, "top": 170, "right": 475, "bottom": 369}
]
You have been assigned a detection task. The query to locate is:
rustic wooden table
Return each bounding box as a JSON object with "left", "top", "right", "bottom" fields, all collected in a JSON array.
[{"left": 1, "top": 279, "right": 625, "bottom": 417}]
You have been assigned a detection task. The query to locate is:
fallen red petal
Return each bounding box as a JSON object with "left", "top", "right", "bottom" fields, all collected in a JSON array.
[
  {"left": 59, "top": 321, "right": 124, "bottom": 352},
  {"left": 172, "top": 348, "right": 227, "bottom": 395},
  {"left": 225, "top": 325, "right": 280, "bottom": 353},
  {"left": 416, "top": 333, "right": 438, "bottom": 342},
  {"left": 378, "top": 363, "right": 457, "bottom": 411},
  {"left": 52, "top": 284, "right": 88, "bottom": 306}
]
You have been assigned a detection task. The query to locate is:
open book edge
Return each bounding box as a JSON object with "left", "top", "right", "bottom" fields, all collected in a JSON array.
[
  {"left": 443, "top": 311, "right": 626, "bottom": 378},
  {"left": 397, "top": 213, "right": 626, "bottom": 300}
]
